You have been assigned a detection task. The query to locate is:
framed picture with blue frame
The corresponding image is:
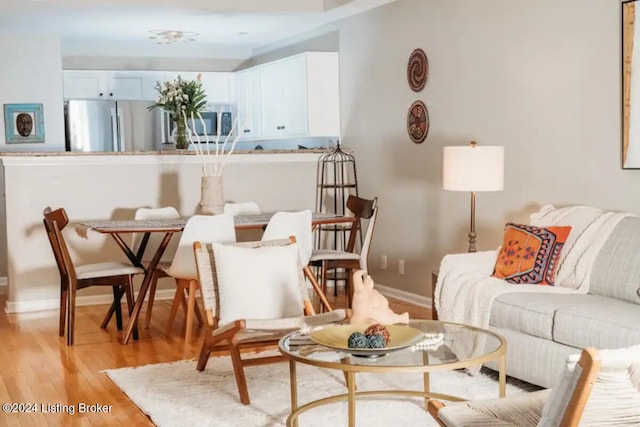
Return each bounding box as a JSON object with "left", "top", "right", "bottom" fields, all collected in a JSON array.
[{"left": 3, "top": 103, "right": 45, "bottom": 144}]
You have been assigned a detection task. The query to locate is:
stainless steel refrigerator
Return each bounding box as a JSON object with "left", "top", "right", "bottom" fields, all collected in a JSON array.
[{"left": 64, "top": 100, "right": 160, "bottom": 152}]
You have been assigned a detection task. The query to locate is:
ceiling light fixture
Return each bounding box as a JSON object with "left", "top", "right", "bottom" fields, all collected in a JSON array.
[{"left": 148, "top": 30, "right": 198, "bottom": 45}]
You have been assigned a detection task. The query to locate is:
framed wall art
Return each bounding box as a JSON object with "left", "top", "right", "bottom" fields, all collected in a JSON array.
[
  {"left": 3, "top": 103, "right": 45, "bottom": 144},
  {"left": 623, "top": 0, "right": 640, "bottom": 168}
]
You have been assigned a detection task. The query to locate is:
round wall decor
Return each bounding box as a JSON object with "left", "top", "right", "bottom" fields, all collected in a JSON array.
[
  {"left": 407, "top": 100, "right": 429, "bottom": 144},
  {"left": 407, "top": 48, "right": 428, "bottom": 92}
]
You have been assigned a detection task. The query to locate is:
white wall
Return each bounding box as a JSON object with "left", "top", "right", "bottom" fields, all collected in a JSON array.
[
  {"left": 2, "top": 153, "right": 322, "bottom": 312},
  {"left": 0, "top": 36, "right": 65, "bottom": 152},
  {"left": 286, "top": 0, "right": 638, "bottom": 297}
]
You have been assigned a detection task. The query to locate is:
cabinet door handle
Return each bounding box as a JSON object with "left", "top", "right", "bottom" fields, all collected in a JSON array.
[
  {"left": 243, "top": 129, "right": 251, "bottom": 133},
  {"left": 99, "top": 92, "right": 104, "bottom": 97},
  {"left": 109, "top": 93, "right": 113, "bottom": 97}
]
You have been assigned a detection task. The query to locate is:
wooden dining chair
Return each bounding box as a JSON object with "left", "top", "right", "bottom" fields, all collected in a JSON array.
[
  {"left": 159, "top": 214, "right": 236, "bottom": 342},
  {"left": 43, "top": 207, "right": 144, "bottom": 345},
  {"left": 193, "top": 236, "right": 350, "bottom": 405},
  {"left": 310, "top": 195, "right": 378, "bottom": 307},
  {"left": 261, "top": 210, "right": 333, "bottom": 313}
]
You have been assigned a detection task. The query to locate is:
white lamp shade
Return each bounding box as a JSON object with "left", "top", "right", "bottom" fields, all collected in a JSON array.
[{"left": 443, "top": 145, "right": 504, "bottom": 192}]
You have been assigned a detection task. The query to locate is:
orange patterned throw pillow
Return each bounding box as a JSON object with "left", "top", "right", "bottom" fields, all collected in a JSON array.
[{"left": 493, "top": 223, "right": 572, "bottom": 285}]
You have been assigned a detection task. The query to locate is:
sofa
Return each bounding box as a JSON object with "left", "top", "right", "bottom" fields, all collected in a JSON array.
[{"left": 435, "top": 205, "right": 640, "bottom": 388}]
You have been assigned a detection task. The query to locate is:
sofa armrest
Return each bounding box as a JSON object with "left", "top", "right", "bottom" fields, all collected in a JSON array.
[
  {"left": 432, "top": 250, "right": 498, "bottom": 320},
  {"left": 439, "top": 250, "right": 499, "bottom": 276}
]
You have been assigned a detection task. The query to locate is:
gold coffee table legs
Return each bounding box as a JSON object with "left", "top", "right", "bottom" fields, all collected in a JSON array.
[{"left": 285, "top": 361, "right": 467, "bottom": 427}]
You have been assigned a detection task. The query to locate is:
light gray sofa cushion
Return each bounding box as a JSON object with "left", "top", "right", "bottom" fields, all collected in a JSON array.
[
  {"left": 590, "top": 216, "right": 640, "bottom": 304},
  {"left": 552, "top": 294, "right": 640, "bottom": 349},
  {"left": 490, "top": 292, "right": 581, "bottom": 340}
]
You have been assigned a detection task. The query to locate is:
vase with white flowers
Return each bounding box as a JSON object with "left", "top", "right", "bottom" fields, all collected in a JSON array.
[
  {"left": 149, "top": 74, "right": 246, "bottom": 214},
  {"left": 147, "top": 75, "right": 208, "bottom": 149}
]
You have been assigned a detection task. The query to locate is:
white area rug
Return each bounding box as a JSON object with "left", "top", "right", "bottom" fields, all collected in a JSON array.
[{"left": 104, "top": 354, "right": 537, "bottom": 427}]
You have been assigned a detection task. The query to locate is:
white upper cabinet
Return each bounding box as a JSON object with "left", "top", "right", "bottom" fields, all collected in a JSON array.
[
  {"left": 64, "top": 71, "right": 235, "bottom": 103},
  {"left": 257, "top": 52, "right": 340, "bottom": 139},
  {"left": 235, "top": 68, "right": 262, "bottom": 139},
  {"left": 63, "top": 71, "right": 143, "bottom": 100},
  {"left": 200, "top": 72, "right": 235, "bottom": 104}
]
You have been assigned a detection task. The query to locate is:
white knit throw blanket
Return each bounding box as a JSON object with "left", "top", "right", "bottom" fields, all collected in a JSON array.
[{"left": 434, "top": 205, "right": 632, "bottom": 367}]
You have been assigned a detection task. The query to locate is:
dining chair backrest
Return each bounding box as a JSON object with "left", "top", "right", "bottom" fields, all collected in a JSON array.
[
  {"left": 261, "top": 210, "right": 313, "bottom": 265},
  {"left": 131, "top": 206, "right": 181, "bottom": 262},
  {"left": 224, "top": 202, "right": 262, "bottom": 216},
  {"left": 194, "top": 236, "right": 310, "bottom": 329},
  {"left": 165, "top": 214, "right": 236, "bottom": 280},
  {"left": 538, "top": 345, "right": 640, "bottom": 426},
  {"left": 358, "top": 204, "right": 379, "bottom": 271},
  {"left": 43, "top": 207, "right": 77, "bottom": 282},
  {"left": 345, "top": 195, "right": 378, "bottom": 253}
]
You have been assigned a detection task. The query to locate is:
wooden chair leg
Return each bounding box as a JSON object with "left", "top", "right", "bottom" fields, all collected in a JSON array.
[
  {"left": 185, "top": 280, "right": 198, "bottom": 342},
  {"left": 229, "top": 342, "right": 250, "bottom": 405},
  {"left": 59, "top": 279, "right": 67, "bottom": 337},
  {"left": 321, "top": 261, "right": 328, "bottom": 313},
  {"left": 144, "top": 273, "right": 159, "bottom": 329},
  {"left": 124, "top": 276, "right": 139, "bottom": 341},
  {"left": 193, "top": 297, "right": 204, "bottom": 325},
  {"left": 111, "top": 286, "right": 124, "bottom": 331},
  {"left": 166, "top": 281, "right": 184, "bottom": 334},
  {"left": 197, "top": 336, "right": 215, "bottom": 371},
  {"left": 67, "top": 282, "right": 77, "bottom": 346}
]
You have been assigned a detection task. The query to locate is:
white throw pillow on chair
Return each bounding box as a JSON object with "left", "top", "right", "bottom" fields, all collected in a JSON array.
[{"left": 213, "top": 241, "right": 304, "bottom": 326}]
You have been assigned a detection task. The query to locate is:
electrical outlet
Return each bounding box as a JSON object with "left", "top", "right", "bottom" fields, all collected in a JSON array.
[
  {"left": 398, "top": 260, "right": 405, "bottom": 276},
  {"left": 381, "top": 255, "right": 387, "bottom": 270}
]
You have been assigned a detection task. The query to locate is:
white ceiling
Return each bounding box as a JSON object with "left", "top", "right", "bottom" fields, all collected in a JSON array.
[{"left": 0, "top": 0, "right": 395, "bottom": 59}]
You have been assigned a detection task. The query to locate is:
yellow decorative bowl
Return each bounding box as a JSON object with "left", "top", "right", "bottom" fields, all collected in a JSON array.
[{"left": 310, "top": 324, "right": 425, "bottom": 357}]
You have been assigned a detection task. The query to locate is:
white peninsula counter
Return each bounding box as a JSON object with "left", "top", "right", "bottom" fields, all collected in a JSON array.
[{"left": 0, "top": 151, "right": 326, "bottom": 313}]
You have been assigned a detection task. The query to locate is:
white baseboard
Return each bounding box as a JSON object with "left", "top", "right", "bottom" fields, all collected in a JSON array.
[
  {"left": 4, "top": 289, "right": 176, "bottom": 314},
  {"left": 375, "top": 283, "right": 431, "bottom": 309}
]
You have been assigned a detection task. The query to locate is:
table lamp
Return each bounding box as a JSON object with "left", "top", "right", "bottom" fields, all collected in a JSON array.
[{"left": 443, "top": 141, "right": 504, "bottom": 252}]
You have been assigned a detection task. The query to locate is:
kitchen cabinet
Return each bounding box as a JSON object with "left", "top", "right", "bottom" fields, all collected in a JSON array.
[
  {"left": 258, "top": 52, "right": 340, "bottom": 138},
  {"left": 63, "top": 71, "right": 144, "bottom": 100},
  {"left": 235, "top": 68, "right": 262, "bottom": 139}
]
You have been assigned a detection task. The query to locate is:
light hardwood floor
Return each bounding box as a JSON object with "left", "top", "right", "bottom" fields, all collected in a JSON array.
[{"left": 0, "top": 290, "right": 430, "bottom": 426}]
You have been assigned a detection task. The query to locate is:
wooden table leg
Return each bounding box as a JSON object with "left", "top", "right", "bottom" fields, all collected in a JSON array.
[
  {"left": 423, "top": 351, "right": 430, "bottom": 410},
  {"left": 122, "top": 232, "right": 174, "bottom": 344}
]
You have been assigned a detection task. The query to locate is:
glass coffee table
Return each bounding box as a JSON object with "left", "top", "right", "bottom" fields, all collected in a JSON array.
[{"left": 278, "top": 319, "right": 506, "bottom": 427}]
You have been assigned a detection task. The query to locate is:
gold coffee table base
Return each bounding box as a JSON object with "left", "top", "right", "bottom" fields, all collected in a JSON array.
[{"left": 286, "top": 388, "right": 465, "bottom": 427}]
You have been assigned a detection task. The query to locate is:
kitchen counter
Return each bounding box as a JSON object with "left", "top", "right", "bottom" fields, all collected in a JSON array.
[{"left": 0, "top": 148, "right": 330, "bottom": 156}]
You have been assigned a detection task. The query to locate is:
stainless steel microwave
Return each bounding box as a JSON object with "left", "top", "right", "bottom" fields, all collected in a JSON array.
[{"left": 160, "top": 103, "right": 235, "bottom": 144}]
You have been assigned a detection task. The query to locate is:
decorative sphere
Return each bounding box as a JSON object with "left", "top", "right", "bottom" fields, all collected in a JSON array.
[
  {"left": 367, "top": 334, "right": 386, "bottom": 349},
  {"left": 347, "top": 332, "right": 368, "bottom": 349},
  {"left": 364, "top": 323, "right": 391, "bottom": 346}
]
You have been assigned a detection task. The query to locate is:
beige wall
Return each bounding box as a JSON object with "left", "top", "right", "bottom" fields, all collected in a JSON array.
[
  {"left": 2, "top": 154, "right": 321, "bottom": 312},
  {"left": 324, "top": 0, "right": 638, "bottom": 297},
  {"left": 0, "top": 36, "right": 65, "bottom": 152}
]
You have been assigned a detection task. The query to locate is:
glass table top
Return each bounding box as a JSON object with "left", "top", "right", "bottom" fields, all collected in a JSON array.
[{"left": 279, "top": 319, "right": 505, "bottom": 370}]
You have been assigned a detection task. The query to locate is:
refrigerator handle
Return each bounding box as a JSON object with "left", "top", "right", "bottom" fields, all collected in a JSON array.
[
  {"left": 116, "top": 111, "right": 125, "bottom": 152},
  {"left": 110, "top": 107, "right": 119, "bottom": 151}
]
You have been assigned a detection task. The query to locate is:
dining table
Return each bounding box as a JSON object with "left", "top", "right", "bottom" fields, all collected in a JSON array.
[{"left": 78, "top": 212, "right": 354, "bottom": 344}]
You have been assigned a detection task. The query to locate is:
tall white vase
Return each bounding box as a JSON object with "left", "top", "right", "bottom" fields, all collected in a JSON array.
[{"left": 200, "top": 175, "right": 225, "bottom": 215}]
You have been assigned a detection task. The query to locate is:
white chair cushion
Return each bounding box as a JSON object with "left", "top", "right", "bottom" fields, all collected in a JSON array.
[
  {"left": 76, "top": 262, "right": 143, "bottom": 280},
  {"left": 213, "top": 241, "right": 304, "bottom": 326},
  {"left": 309, "top": 249, "right": 361, "bottom": 261}
]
